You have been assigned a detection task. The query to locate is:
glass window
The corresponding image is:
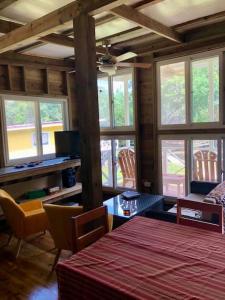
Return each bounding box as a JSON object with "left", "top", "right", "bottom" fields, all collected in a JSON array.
[
  {"left": 40, "top": 102, "right": 64, "bottom": 155},
  {"left": 192, "top": 140, "right": 218, "bottom": 182},
  {"left": 191, "top": 57, "right": 219, "bottom": 123},
  {"left": 98, "top": 77, "right": 110, "bottom": 128},
  {"left": 112, "top": 73, "right": 134, "bottom": 127},
  {"left": 3, "top": 97, "right": 67, "bottom": 163},
  {"left": 101, "top": 140, "right": 113, "bottom": 187},
  {"left": 115, "top": 139, "right": 136, "bottom": 189},
  {"left": 4, "top": 100, "right": 38, "bottom": 160},
  {"left": 161, "top": 140, "right": 185, "bottom": 198},
  {"left": 98, "top": 70, "right": 134, "bottom": 129},
  {"left": 101, "top": 138, "right": 136, "bottom": 190},
  {"left": 160, "top": 62, "right": 186, "bottom": 125}
]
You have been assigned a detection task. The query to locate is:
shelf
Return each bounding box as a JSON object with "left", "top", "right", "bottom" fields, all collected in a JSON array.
[
  {"left": 20, "top": 183, "right": 82, "bottom": 205},
  {"left": 0, "top": 157, "right": 81, "bottom": 184}
]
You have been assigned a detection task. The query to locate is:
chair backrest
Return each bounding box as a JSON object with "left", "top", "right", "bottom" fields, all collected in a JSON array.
[
  {"left": 118, "top": 148, "right": 136, "bottom": 188},
  {"left": 0, "top": 189, "right": 25, "bottom": 237},
  {"left": 44, "top": 204, "right": 83, "bottom": 251},
  {"left": 193, "top": 150, "right": 217, "bottom": 182},
  {"left": 177, "top": 198, "right": 224, "bottom": 233},
  {"left": 72, "top": 206, "right": 109, "bottom": 253}
]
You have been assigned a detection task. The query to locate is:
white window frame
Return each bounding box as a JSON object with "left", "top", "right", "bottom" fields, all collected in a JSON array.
[
  {"left": 157, "top": 49, "right": 224, "bottom": 130},
  {"left": 98, "top": 68, "right": 135, "bottom": 132},
  {"left": 158, "top": 134, "right": 225, "bottom": 199},
  {"left": 1, "top": 94, "right": 68, "bottom": 166},
  {"left": 101, "top": 135, "right": 137, "bottom": 191}
]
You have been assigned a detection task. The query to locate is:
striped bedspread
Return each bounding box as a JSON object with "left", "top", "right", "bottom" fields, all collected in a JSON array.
[{"left": 56, "top": 217, "right": 225, "bottom": 300}]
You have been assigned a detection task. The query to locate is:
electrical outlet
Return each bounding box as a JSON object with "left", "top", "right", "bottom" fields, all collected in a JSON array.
[{"left": 143, "top": 181, "right": 151, "bottom": 188}]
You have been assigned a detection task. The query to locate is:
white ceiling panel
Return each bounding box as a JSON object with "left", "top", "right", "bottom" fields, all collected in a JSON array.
[
  {"left": 23, "top": 44, "right": 74, "bottom": 59},
  {"left": 0, "top": 0, "right": 74, "bottom": 23},
  {"left": 140, "top": 0, "right": 225, "bottom": 27},
  {"left": 96, "top": 18, "right": 138, "bottom": 40}
]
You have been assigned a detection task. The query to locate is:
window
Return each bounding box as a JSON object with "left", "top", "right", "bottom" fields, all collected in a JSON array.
[
  {"left": 159, "top": 135, "right": 224, "bottom": 198},
  {"left": 98, "top": 70, "right": 134, "bottom": 129},
  {"left": 101, "top": 138, "right": 136, "bottom": 190},
  {"left": 191, "top": 57, "right": 219, "bottom": 123},
  {"left": 160, "top": 62, "right": 186, "bottom": 125},
  {"left": 158, "top": 53, "right": 221, "bottom": 128},
  {"left": 161, "top": 139, "right": 185, "bottom": 198},
  {"left": 2, "top": 96, "right": 67, "bottom": 164},
  {"left": 98, "top": 69, "right": 137, "bottom": 190}
]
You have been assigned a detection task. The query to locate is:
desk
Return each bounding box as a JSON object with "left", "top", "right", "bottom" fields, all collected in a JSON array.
[
  {"left": 104, "top": 193, "right": 164, "bottom": 227},
  {"left": 57, "top": 217, "right": 225, "bottom": 300}
]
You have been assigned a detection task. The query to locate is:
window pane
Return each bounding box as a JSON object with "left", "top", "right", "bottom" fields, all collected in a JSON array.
[
  {"left": 40, "top": 102, "right": 64, "bottom": 155},
  {"left": 98, "top": 77, "right": 110, "bottom": 128},
  {"left": 113, "top": 73, "right": 134, "bottom": 127},
  {"left": 191, "top": 57, "right": 219, "bottom": 123},
  {"left": 192, "top": 140, "right": 218, "bottom": 182},
  {"left": 160, "top": 62, "right": 186, "bottom": 125},
  {"left": 4, "top": 100, "right": 37, "bottom": 160},
  {"left": 115, "top": 139, "right": 136, "bottom": 189},
  {"left": 101, "top": 140, "right": 113, "bottom": 187},
  {"left": 161, "top": 140, "right": 185, "bottom": 197}
]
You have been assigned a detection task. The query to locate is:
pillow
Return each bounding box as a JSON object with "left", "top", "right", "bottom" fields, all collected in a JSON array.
[{"left": 205, "top": 181, "right": 225, "bottom": 206}]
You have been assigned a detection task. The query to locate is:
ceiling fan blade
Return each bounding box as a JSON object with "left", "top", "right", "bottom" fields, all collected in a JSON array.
[
  {"left": 116, "top": 62, "right": 152, "bottom": 69},
  {"left": 116, "top": 52, "right": 137, "bottom": 62}
]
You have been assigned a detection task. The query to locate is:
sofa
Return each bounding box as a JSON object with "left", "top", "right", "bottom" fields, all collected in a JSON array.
[{"left": 146, "top": 181, "right": 219, "bottom": 223}]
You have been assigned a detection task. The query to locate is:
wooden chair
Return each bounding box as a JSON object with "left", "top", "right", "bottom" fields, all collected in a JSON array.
[
  {"left": 177, "top": 198, "right": 224, "bottom": 233},
  {"left": 72, "top": 206, "right": 109, "bottom": 253},
  {"left": 193, "top": 150, "right": 217, "bottom": 182},
  {"left": 118, "top": 148, "right": 136, "bottom": 188}
]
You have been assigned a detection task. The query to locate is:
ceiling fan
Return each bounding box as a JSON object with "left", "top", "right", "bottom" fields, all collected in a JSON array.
[{"left": 97, "top": 40, "right": 152, "bottom": 75}]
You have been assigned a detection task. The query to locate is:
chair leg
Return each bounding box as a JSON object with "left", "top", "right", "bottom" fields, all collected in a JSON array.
[
  {"left": 7, "top": 233, "right": 13, "bottom": 246},
  {"left": 15, "top": 239, "right": 23, "bottom": 258},
  {"left": 52, "top": 249, "right": 61, "bottom": 271}
]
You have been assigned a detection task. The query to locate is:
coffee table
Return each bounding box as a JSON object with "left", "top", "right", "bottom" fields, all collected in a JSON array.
[{"left": 104, "top": 193, "right": 164, "bottom": 227}]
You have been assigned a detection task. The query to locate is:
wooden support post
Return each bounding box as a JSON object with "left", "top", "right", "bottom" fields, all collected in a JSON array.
[{"left": 73, "top": 13, "right": 102, "bottom": 210}]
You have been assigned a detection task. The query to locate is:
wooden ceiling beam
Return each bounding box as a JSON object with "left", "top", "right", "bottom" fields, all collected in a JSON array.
[
  {"left": 110, "top": 4, "right": 182, "bottom": 43},
  {"left": 0, "top": 51, "right": 74, "bottom": 69},
  {"left": 0, "top": 0, "right": 18, "bottom": 10},
  {"left": 95, "top": 0, "right": 165, "bottom": 26},
  {"left": 0, "top": 0, "right": 127, "bottom": 54},
  {"left": 40, "top": 33, "right": 111, "bottom": 55},
  {"left": 0, "top": 18, "right": 20, "bottom": 33}
]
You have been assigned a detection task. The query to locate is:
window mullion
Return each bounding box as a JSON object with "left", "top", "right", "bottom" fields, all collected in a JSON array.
[
  {"left": 109, "top": 76, "right": 114, "bottom": 129},
  {"left": 218, "top": 138, "right": 222, "bottom": 182},
  {"left": 36, "top": 100, "right": 42, "bottom": 158},
  {"left": 186, "top": 58, "right": 191, "bottom": 126}
]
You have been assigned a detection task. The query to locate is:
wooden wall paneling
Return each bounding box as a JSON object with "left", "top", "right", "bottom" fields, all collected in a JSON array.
[
  {"left": 43, "top": 68, "right": 49, "bottom": 94},
  {"left": 137, "top": 55, "right": 157, "bottom": 193},
  {"left": 25, "top": 67, "right": 47, "bottom": 94},
  {"left": 0, "top": 65, "right": 10, "bottom": 90},
  {"left": 63, "top": 71, "right": 68, "bottom": 95},
  {"left": 73, "top": 13, "right": 103, "bottom": 210},
  {"left": 67, "top": 72, "right": 79, "bottom": 130},
  {"left": 8, "top": 65, "right": 26, "bottom": 92},
  {"left": 48, "top": 70, "right": 67, "bottom": 96},
  {"left": 134, "top": 67, "right": 141, "bottom": 191},
  {"left": 0, "top": 99, "right": 5, "bottom": 168},
  {"left": 222, "top": 52, "right": 225, "bottom": 125}
]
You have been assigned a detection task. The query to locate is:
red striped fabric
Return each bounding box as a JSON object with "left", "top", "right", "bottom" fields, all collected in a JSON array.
[{"left": 56, "top": 217, "right": 225, "bottom": 300}]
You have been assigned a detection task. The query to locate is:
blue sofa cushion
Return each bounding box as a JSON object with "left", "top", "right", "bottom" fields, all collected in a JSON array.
[{"left": 190, "top": 181, "right": 219, "bottom": 195}]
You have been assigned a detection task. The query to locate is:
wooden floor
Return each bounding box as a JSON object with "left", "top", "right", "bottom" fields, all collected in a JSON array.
[{"left": 0, "top": 230, "right": 70, "bottom": 300}]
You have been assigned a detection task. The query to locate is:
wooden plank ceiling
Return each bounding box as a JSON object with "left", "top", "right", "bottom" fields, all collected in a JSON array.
[{"left": 0, "top": 0, "right": 223, "bottom": 61}]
